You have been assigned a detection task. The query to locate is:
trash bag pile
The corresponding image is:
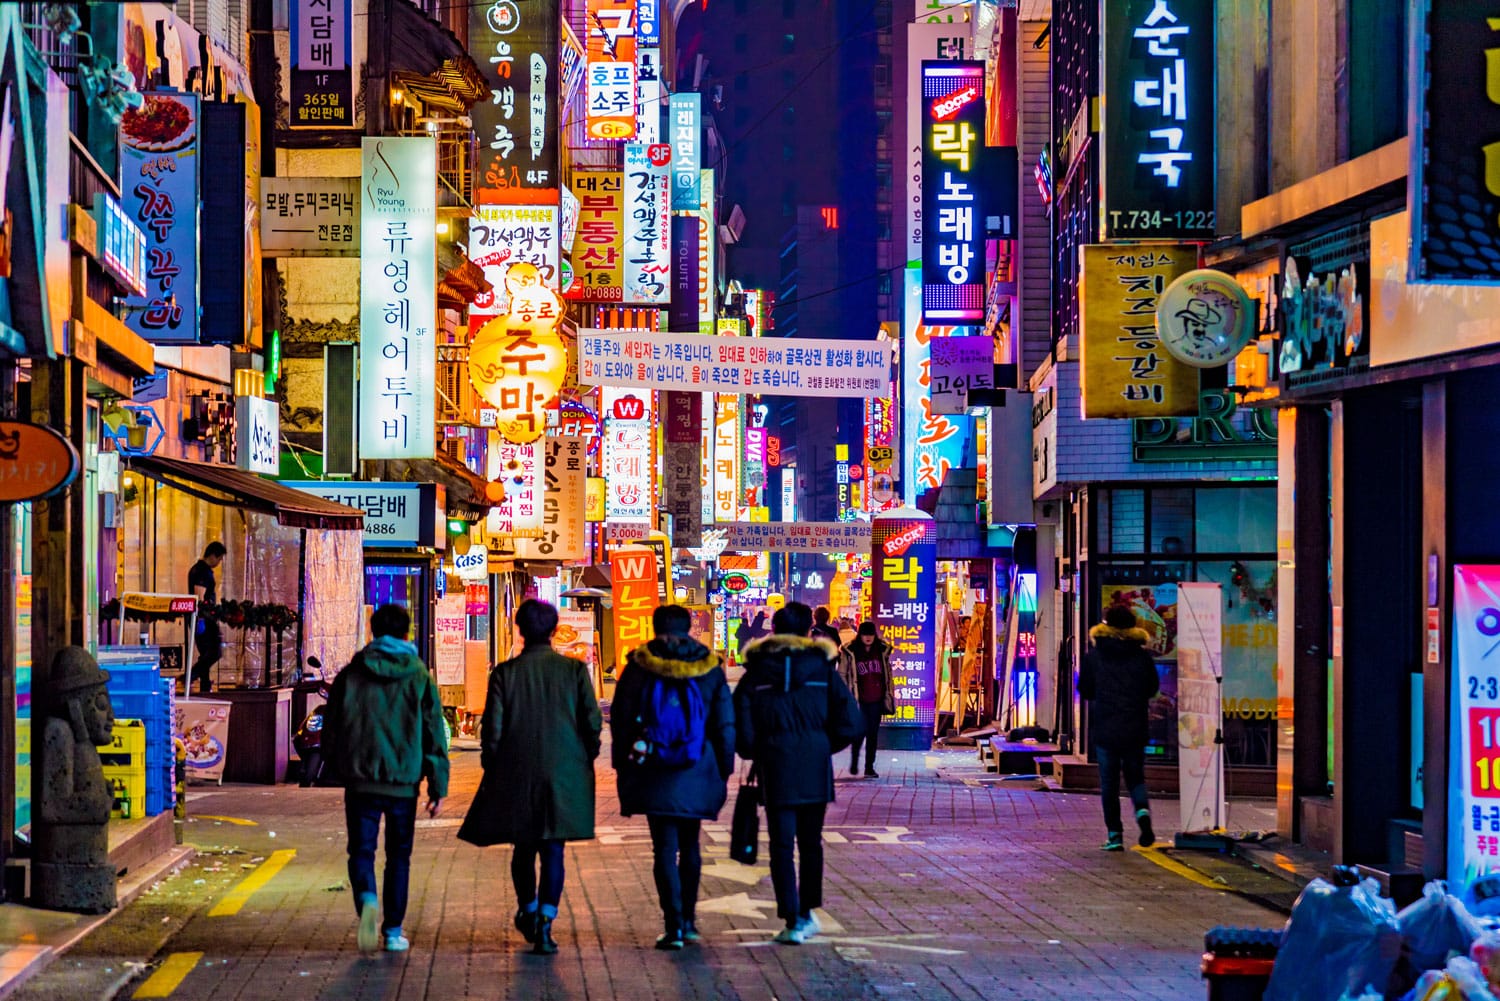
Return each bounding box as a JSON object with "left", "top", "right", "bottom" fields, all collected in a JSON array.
[{"left": 1262, "top": 877, "right": 1496, "bottom": 1001}]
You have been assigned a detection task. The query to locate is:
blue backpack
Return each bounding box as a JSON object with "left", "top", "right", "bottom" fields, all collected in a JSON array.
[{"left": 640, "top": 675, "right": 708, "bottom": 769}]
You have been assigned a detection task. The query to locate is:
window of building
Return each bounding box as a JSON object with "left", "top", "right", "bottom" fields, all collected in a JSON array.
[
  {"left": 782, "top": 106, "right": 795, "bottom": 128},
  {"left": 735, "top": 73, "right": 749, "bottom": 92},
  {"left": 783, "top": 143, "right": 795, "bottom": 162},
  {"left": 735, "top": 33, "right": 748, "bottom": 53},
  {"left": 783, "top": 33, "right": 795, "bottom": 54},
  {"left": 877, "top": 273, "right": 892, "bottom": 295}
]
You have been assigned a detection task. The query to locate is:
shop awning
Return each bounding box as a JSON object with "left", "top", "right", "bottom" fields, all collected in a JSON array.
[
  {"left": 128, "top": 455, "right": 365, "bottom": 531},
  {"left": 386, "top": 454, "right": 491, "bottom": 521}
]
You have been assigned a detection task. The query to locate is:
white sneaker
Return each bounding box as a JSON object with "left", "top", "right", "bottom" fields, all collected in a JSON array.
[
  {"left": 383, "top": 931, "right": 410, "bottom": 952},
  {"left": 356, "top": 895, "right": 380, "bottom": 953},
  {"left": 772, "top": 924, "right": 806, "bottom": 945},
  {"left": 797, "top": 913, "right": 822, "bottom": 939}
]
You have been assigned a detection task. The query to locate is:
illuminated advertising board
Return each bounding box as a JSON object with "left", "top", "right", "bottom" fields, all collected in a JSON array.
[
  {"left": 515, "top": 435, "right": 588, "bottom": 562},
  {"left": 664, "top": 391, "right": 703, "bottom": 549},
  {"left": 603, "top": 387, "right": 653, "bottom": 520},
  {"left": 569, "top": 169, "right": 624, "bottom": 301},
  {"left": 469, "top": 0, "right": 558, "bottom": 195},
  {"left": 120, "top": 92, "right": 199, "bottom": 343},
  {"left": 359, "top": 137, "right": 436, "bottom": 459},
  {"left": 611, "top": 547, "right": 659, "bottom": 659},
  {"left": 1101, "top": 0, "right": 1216, "bottom": 240},
  {"left": 906, "top": 21, "right": 970, "bottom": 266},
  {"left": 698, "top": 169, "right": 715, "bottom": 333},
  {"left": 713, "top": 394, "right": 741, "bottom": 524},
  {"left": 291, "top": 0, "right": 353, "bottom": 127},
  {"left": 670, "top": 214, "right": 699, "bottom": 330},
  {"left": 622, "top": 143, "right": 671, "bottom": 304},
  {"left": 468, "top": 203, "right": 560, "bottom": 322},
  {"left": 921, "top": 60, "right": 985, "bottom": 323},
  {"left": 585, "top": 0, "right": 637, "bottom": 141},
  {"left": 872, "top": 512, "right": 937, "bottom": 733},
  {"left": 670, "top": 92, "right": 701, "bottom": 211},
  {"left": 901, "top": 270, "right": 973, "bottom": 503}
]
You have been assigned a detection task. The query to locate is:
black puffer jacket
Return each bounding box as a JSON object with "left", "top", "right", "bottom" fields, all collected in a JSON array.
[
  {"left": 733, "top": 634, "right": 863, "bottom": 807},
  {"left": 1078, "top": 624, "right": 1160, "bottom": 751},
  {"left": 610, "top": 634, "right": 735, "bottom": 820}
]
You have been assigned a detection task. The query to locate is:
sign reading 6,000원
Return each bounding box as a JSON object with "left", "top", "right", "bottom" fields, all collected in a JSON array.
[
  {"left": 1101, "top": 0, "right": 1217, "bottom": 240},
  {"left": 921, "top": 61, "right": 986, "bottom": 324}
]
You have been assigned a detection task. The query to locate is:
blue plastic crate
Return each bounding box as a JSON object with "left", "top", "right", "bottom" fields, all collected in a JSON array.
[
  {"left": 145, "top": 771, "right": 173, "bottom": 816},
  {"left": 110, "top": 689, "right": 169, "bottom": 724}
]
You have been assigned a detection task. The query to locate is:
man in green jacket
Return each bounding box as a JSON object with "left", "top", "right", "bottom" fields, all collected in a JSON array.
[{"left": 324, "top": 604, "right": 449, "bottom": 954}]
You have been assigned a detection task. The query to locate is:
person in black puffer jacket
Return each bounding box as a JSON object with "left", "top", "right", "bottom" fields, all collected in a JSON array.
[
  {"left": 611, "top": 605, "right": 734, "bottom": 950},
  {"left": 1079, "top": 605, "right": 1162, "bottom": 852},
  {"left": 734, "top": 601, "right": 862, "bottom": 945}
]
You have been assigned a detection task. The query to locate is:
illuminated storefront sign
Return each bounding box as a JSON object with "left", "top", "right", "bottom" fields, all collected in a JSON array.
[
  {"left": 1101, "top": 0, "right": 1216, "bottom": 240},
  {"left": 670, "top": 214, "right": 698, "bottom": 330},
  {"left": 569, "top": 169, "right": 624, "bottom": 301},
  {"left": 93, "top": 193, "right": 146, "bottom": 295},
  {"left": 603, "top": 387, "right": 653, "bottom": 520},
  {"left": 120, "top": 92, "right": 200, "bottom": 343},
  {"left": 611, "top": 547, "right": 659, "bottom": 658},
  {"left": 360, "top": 136, "right": 436, "bottom": 459},
  {"left": 906, "top": 22, "right": 969, "bottom": 266},
  {"left": 670, "top": 92, "right": 701, "bottom": 211},
  {"left": 469, "top": 203, "right": 559, "bottom": 321},
  {"left": 1452, "top": 564, "right": 1500, "bottom": 885},
  {"left": 872, "top": 512, "right": 937, "bottom": 729},
  {"left": 470, "top": 0, "right": 558, "bottom": 193},
  {"left": 864, "top": 393, "right": 898, "bottom": 512},
  {"left": 468, "top": 281, "right": 568, "bottom": 444},
  {"left": 636, "top": 46, "right": 662, "bottom": 144},
  {"left": 901, "top": 270, "right": 974, "bottom": 503},
  {"left": 291, "top": 0, "right": 353, "bottom": 127},
  {"left": 921, "top": 61, "right": 985, "bottom": 323},
  {"left": 698, "top": 169, "right": 715, "bottom": 333},
  {"left": 664, "top": 392, "right": 703, "bottom": 549},
  {"left": 622, "top": 143, "right": 671, "bottom": 304},
  {"left": 713, "top": 395, "right": 741, "bottom": 524},
  {"left": 1078, "top": 244, "right": 1198, "bottom": 419},
  {"left": 515, "top": 435, "right": 588, "bottom": 561},
  {"left": 585, "top": 0, "right": 637, "bottom": 141},
  {"left": 485, "top": 438, "right": 543, "bottom": 539}
]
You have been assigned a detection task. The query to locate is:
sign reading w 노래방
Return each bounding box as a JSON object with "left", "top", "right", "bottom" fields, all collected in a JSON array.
[{"left": 578, "top": 329, "right": 892, "bottom": 398}]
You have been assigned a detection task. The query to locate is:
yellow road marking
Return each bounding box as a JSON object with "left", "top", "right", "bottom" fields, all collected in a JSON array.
[
  {"left": 208, "top": 849, "right": 296, "bottom": 916},
  {"left": 133, "top": 952, "right": 203, "bottom": 998},
  {"left": 1131, "top": 845, "right": 1231, "bottom": 891},
  {"left": 194, "top": 815, "right": 257, "bottom": 826}
]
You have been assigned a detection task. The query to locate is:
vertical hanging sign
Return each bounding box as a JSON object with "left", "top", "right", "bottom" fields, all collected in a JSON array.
[
  {"left": 664, "top": 391, "right": 703, "bottom": 549},
  {"left": 585, "top": 0, "right": 638, "bottom": 140},
  {"left": 517, "top": 435, "right": 588, "bottom": 562},
  {"left": 921, "top": 60, "right": 986, "bottom": 324},
  {"left": 360, "top": 137, "right": 437, "bottom": 460},
  {"left": 622, "top": 143, "right": 671, "bottom": 304},
  {"left": 120, "top": 93, "right": 200, "bottom": 343},
  {"left": 611, "top": 547, "right": 659, "bottom": 660},
  {"left": 698, "top": 169, "right": 715, "bottom": 334},
  {"left": 568, "top": 169, "right": 624, "bottom": 301},
  {"left": 290, "top": 0, "right": 353, "bottom": 128},
  {"left": 871, "top": 510, "right": 938, "bottom": 737},
  {"left": 636, "top": 0, "right": 663, "bottom": 147},
  {"left": 1100, "top": 0, "right": 1216, "bottom": 240},
  {"left": 669, "top": 92, "right": 701, "bottom": 211},
  {"left": 471, "top": 0, "right": 560, "bottom": 195},
  {"left": 670, "top": 214, "right": 699, "bottom": 330}
]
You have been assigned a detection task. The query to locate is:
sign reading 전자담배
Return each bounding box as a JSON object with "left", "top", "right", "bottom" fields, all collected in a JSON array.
[{"left": 1101, "top": 0, "right": 1217, "bottom": 240}]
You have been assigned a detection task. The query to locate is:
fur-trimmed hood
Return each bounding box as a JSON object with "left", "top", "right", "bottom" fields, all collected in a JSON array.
[
  {"left": 742, "top": 633, "right": 840, "bottom": 662},
  {"left": 1089, "top": 623, "right": 1151, "bottom": 645},
  {"left": 629, "top": 634, "right": 721, "bottom": 680}
]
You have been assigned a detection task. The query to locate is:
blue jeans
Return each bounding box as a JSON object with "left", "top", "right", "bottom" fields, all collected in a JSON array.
[
  {"left": 344, "top": 791, "right": 417, "bottom": 933},
  {"left": 647, "top": 816, "right": 702, "bottom": 929},
  {"left": 512, "top": 840, "right": 566, "bottom": 918},
  {"left": 1095, "top": 744, "right": 1150, "bottom": 834}
]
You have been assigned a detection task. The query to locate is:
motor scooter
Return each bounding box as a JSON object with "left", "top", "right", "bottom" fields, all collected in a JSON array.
[{"left": 292, "top": 657, "right": 334, "bottom": 787}]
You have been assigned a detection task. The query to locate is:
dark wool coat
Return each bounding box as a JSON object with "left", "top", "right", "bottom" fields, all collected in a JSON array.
[
  {"left": 458, "top": 643, "right": 602, "bottom": 846},
  {"left": 733, "top": 634, "right": 863, "bottom": 807},
  {"left": 838, "top": 637, "right": 897, "bottom": 715},
  {"left": 1078, "top": 624, "right": 1161, "bottom": 752},
  {"left": 610, "top": 634, "right": 735, "bottom": 820}
]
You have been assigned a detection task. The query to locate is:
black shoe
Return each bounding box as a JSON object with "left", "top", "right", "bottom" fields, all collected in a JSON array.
[
  {"left": 866, "top": 768, "right": 879, "bottom": 779},
  {"left": 849, "top": 761, "right": 860, "bottom": 776},
  {"left": 514, "top": 909, "right": 538, "bottom": 944},
  {"left": 682, "top": 920, "right": 701, "bottom": 944},
  {"left": 655, "top": 927, "right": 685, "bottom": 950},
  {"left": 1136, "top": 809, "right": 1156, "bottom": 849},
  {"left": 532, "top": 916, "right": 558, "bottom": 955}
]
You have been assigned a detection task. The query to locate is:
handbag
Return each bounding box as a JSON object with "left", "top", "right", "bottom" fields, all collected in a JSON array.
[{"left": 729, "top": 765, "right": 761, "bottom": 865}]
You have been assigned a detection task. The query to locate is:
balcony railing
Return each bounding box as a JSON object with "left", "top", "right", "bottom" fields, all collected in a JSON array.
[{"left": 399, "top": 124, "right": 475, "bottom": 210}]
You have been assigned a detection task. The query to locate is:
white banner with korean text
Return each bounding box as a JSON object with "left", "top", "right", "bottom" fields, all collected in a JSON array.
[
  {"left": 720, "top": 521, "right": 873, "bottom": 553},
  {"left": 579, "top": 329, "right": 891, "bottom": 398}
]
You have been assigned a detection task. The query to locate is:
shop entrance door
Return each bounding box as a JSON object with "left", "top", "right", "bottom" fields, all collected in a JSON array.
[{"left": 363, "top": 559, "right": 434, "bottom": 661}]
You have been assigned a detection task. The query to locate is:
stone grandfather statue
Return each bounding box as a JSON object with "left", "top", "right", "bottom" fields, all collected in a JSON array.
[{"left": 32, "top": 647, "right": 118, "bottom": 914}]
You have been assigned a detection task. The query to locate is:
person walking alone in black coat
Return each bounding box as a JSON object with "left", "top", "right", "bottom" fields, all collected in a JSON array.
[
  {"left": 1078, "top": 605, "right": 1162, "bottom": 852},
  {"left": 734, "top": 601, "right": 862, "bottom": 945},
  {"left": 611, "top": 605, "right": 734, "bottom": 950}
]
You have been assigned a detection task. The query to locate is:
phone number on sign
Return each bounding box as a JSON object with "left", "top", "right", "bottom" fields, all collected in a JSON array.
[{"left": 1107, "top": 209, "right": 1216, "bottom": 232}]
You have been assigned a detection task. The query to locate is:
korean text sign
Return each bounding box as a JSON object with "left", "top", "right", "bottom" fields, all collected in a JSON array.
[
  {"left": 901, "top": 270, "right": 974, "bottom": 502},
  {"left": 1410, "top": 1, "right": 1500, "bottom": 282},
  {"left": 713, "top": 395, "right": 741, "bottom": 524},
  {"left": 664, "top": 392, "right": 703, "bottom": 550},
  {"left": 469, "top": 203, "right": 559, "bottom": 319},
  {"left": 1101, "top": 0, "right": 1216, "bottom": 240},
  {"left": 698, "top": 169, "right": 715, "bottom": 334},
  {"left": 359, "top": 138, "right": 436, "bottom": 459},
  {"left": 1452, "top": 565, "right": 1500, "bottom": 885},
  {"left": 669, "top": 93, "right": 701, "bottom": 211},
  {"left": 578, "top": 328, "right": 892, "bottom": 398},
  {"left": 585, "top": 0, "right": 638, "bottom": 140},
  {"left": 120, "top": 93, "right": 200, "bottom": 343},
  {"left": 261, "top": 177, "right": 358, "bottom": 256},
  {"left": 928, "top": 335, "right": 995, "bottom": 415},
  {"left": 622, "top": 144, "right": 671, "bottom": 304},
  {"left": 485, "top": 438, "right": 543, "bottom": 539},
  {"left": 1078, "top": 244, "right": 1198, "bottom": 419},
  {"left": 611, "top": 548, "right": 659, "bottom": 660},
  {"left": 603, "top": 387, "right": 653, "bottom": 521},
  {"left": 871, "top": 514, "right": 937, "bottom": 727},
  {"left": 470, "top": 0, "right": 559, "bottom": 195},
  {"left": 670, "top": 214, "right": 699, "bottom": 329},
  {"left": 516, "top": 435, "right": 587, "bottom": 561},
  {"left": 291, "top": 0, "right": 352, "bottom": 127},
  {"left": 720, "top": 522, "right": 872, "bottom": 553},
  {"left": 569, "top": 170, "right": 623, "bottom": 301},
  {"left": 921, "top": 61, "right": 986, "bottom": 324}
]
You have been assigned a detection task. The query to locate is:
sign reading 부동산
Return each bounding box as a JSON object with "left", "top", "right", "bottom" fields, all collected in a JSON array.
[
  {"left": 719, "top": 522, "right": 872, "bottom": 553},
  {"left": 578, "top": 329, "right": 891, "bottom": 398},
  {"left": 1101, "top": 0, "right": 1217, "bottom": 240}
]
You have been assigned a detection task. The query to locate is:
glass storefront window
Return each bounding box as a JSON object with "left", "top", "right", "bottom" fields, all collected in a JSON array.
[{"left": 1196, "top": 487, "right": 1276, "bottom": 553}]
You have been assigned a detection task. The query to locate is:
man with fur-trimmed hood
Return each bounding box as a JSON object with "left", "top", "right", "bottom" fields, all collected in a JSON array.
[
  {"left": 838, "top": 622, "right": 896, "bottom": 778},
  {"left": 1079, "top": 605, "right": 1162, "bottom": 852},
  {"left": 611, "top": 605, "right": 735, "bottom": 950},
  {"left": 734, "top": 601, "right": 863, "bottom": 945}
]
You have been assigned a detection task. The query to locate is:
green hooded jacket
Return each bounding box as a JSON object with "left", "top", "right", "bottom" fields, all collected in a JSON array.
[{"left": 324, "top": 636, "right": 450, "bottom": 800}]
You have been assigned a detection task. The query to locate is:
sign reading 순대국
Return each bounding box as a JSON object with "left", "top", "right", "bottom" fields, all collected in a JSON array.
[
  {"left": 719, "top": 522, "right": 873, "bottom": 553},
  {"left": 578, "top": 329, "right": 891, "bottom": 398}
]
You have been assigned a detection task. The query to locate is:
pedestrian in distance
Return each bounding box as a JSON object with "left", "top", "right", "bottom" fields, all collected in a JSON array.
[
  {"left": 187, "top": 541, "right": 226, "bottom": 694},
  {"left": 734, "top": 601, "right": 863, "bottom": 945},
  {"left": 810, "top": 606, "right": 842, "bottom": 647},
  {"left": 322, "top": 603, "right": 449, "bottom": 953},
  {"left": 735, "top": 609, "right": 768, "bottom": 655},
  {"left": 838, "top": 622, "right": 896, "bottom": 778},
  {"left": 1078, "top": 604, "right": 1161, "bottom": 852},
  {"left": 610, "top": 604, "right": 735, "bottom": 950},
  {"left": 458, "top": 599, "right": 602, "bottom": 955}
]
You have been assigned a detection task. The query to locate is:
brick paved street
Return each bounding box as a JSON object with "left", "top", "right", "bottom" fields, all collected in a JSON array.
[{"left": 15, "top": 745, "right": 1279, "bottom": 1001}]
